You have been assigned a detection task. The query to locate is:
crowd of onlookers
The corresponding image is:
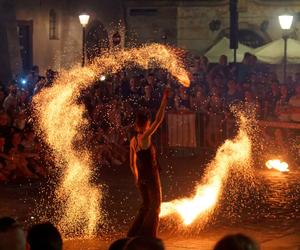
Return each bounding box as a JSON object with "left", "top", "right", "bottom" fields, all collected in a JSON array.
[
  {"left": 0, "top": 216, "right": 260, "bottom": 250},
  {"left": 0, "top": 66, "right": 49, "bottom": 183},
  {"left": 1, "top": 52, "right": 300, "bottom": 181}
]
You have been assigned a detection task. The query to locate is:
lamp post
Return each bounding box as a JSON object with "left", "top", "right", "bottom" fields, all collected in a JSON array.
[
  {"left": 79, "top": 14, "right": 90, "bottom": 67},
  {"left": 279, "top": 14, "right": 293, "bottom": 83}
]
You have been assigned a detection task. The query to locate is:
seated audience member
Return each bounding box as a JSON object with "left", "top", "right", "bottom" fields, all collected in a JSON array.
[
  {"left": 22, "top": 130, "right": 46, "bottom": 178},
  {"left": 140, "top": 85, "right": 156, "bottom": 112},
  {"left": 207, "top": 94, "right": 224, "bottom": 148},
  {"left": 0, "top": 216, "right": 26, "bottom": 250},
  {"left": 33, "top": 77, "right": 47, "bottom": 95},
  {"left": 7, "top": 132, "right": 36, "bottom": 179},
  {"left": 190, "top": 87, "right": 209, "bottom": 113},
  {"left": 237, "top": 52, "right": 252, "bottom": 84},
  {"left": 264, "top": 81, "right": 280, "bottom": 119},
  {"left": 0, "top": 88, "right": 6, "bottom": 105},
  {"left": 225, "top": 79, "right": 243, "bottom": 107},
  {"left": 124, "top": 237, "right": 165, "bottom": 250},
  {"left": 178, "top": 86, "right": 190, "bottom": 109},
  {"left": 0, "top": 137, "right": 10, "bottom": 181},
  {"left": 275, "top": 85, "right": 290, "bottom": 121},
  {"left": 108, "top": 238, "right": 131, "bottom": 250},
  {"left": 288, "top": 84, "right": 300, "bottom": 122},
  {"left": 13, "top": 110, "right": 28, "bottom": 131},
  {"left": 26, "top": 222, "right": 62, "bottom": 250},
  {"left": 214, "top": 233, "right": 259, "bottom": 250},
  {"left": 244, "top": 91, "right": 261, "bottom": 118},
  {"left": 128, "top": 77, "right": 141, "bottom": 110},
  {"left": 214, "top": 55, "right": 229, "bottom": 78},
  {"left": 3, "top": 85, "right": 18, "bottom": 117},
  {"left": 0, "top": 112, "right": 12, "bottom": 148}
]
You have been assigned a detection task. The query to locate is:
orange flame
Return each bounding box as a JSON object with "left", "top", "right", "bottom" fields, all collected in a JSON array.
[
  {"left": 160, "top": 115, "right": 252, "bottom": 226},
  {"left": 266, "top": 159, "right": 289, "bottom": 172},
  {"left": 33, "top": 44, "right": 189, "bottom": 236}
]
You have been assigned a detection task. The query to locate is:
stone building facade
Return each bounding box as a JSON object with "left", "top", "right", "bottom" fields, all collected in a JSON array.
[
  {"left": 125, "top": 0, "right": 300, "bottom": 53},
  {"left": 0, "top": 0, "right": 125, "bottom": 80},
  {"left": 1, "top": 0, "right": 300, "bottom": 81}
]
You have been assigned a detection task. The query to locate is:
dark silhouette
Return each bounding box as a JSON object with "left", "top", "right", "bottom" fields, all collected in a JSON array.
[
  {"left": 27, "top": 222, "right": 62, "bottom": 250},
  {"left": 214, "top": 233, "right": 259, "bottom": 250}
]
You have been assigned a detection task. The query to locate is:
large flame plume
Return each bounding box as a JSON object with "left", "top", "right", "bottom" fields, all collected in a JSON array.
[
  {"left": 33, "top": 44, "right": 190, "bottom": 236},
  {"left": 160, "top": 114, "right": 252, "bottom": 226},
  {"left": 266, "top": 159, "right": 289, "bottom": 172}
]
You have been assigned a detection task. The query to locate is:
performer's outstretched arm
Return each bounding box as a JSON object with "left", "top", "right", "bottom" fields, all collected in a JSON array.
[
  {"left": 130, "top": 139, "right": 138, "bottom": 183},
  {"left": 143, "top": 89, "right": 169, "bottom": 138}
]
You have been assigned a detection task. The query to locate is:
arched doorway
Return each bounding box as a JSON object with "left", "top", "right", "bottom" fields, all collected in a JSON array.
[{"left": 86, "top": 20, "right": 109, "bottom": 61}]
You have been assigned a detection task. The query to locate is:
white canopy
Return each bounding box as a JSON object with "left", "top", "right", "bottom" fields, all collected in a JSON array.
[
  {"left": 254, "top": 38, "right": 300, "bottom": 64},
  {"left": 205, "top": 37, "right": 253, "bottom": 63}
]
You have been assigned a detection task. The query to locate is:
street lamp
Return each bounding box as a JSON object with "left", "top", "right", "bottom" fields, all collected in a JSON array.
[
  {"left": 279, "top": 14, "right": 293, "bottom": 83},
  {"left": 79, "top": 14, "right": 90, "bottom": 67}
]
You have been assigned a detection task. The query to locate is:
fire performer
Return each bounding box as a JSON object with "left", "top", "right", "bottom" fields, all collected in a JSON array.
[{"left": 128, "top": 88, "right": 169, "bottom": 237}]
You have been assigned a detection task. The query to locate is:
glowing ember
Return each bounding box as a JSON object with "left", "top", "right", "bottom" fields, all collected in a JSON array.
[
  {"left": 33, "top": 44, "right": 189, "bottom": 236},
  {"left": 160, "top": 114, "right": 252, "bottom": 226},
  {"left": 266, "top": 159, "right": 289, "bottom": 172}
]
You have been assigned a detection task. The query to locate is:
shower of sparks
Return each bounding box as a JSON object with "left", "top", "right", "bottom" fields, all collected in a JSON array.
[
  {"left": 160, "top": 113, "right": 252, "bottom": 226},
  {"left": 33, "top": 44, "right": 190, "bottom": 237}
]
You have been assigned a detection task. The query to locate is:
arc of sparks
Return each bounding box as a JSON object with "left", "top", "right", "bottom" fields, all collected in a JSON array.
[{"left": 33, "top": 44, "right": 190, "bottom": 236}]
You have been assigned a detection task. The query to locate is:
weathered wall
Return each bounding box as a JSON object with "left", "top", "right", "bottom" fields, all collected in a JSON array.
[
  {"left": 125, "top": 0, "right": 300, "bottom": 54},
  {"left": 0, "top": 0, "right": 22, "bottom": 82},
  {"left": 125, "top": 4, "right": 177, "bottom": 46},
  {"left": 15, "top": 0, "right": 125, "bottom": 75},
  {"left": 177, "top": 0, "right": 300, "bottom": 53}
]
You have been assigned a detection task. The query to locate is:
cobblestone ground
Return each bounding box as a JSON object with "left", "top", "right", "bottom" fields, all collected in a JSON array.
[{"left": 1, "top": 156, "right": 300, "bottom": 249}]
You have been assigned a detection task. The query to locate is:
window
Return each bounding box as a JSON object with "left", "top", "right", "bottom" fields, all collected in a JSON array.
[
  {"left": 49, "top": 9, "right": 58, "bottom": 40},
  {"left": 129, "top": 9, "right": 158, "bottom": 16}
]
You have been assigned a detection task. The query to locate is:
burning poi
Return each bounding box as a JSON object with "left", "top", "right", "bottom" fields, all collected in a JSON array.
[{"left": 266, "top": 159, "right": 289, "bottom": 172}]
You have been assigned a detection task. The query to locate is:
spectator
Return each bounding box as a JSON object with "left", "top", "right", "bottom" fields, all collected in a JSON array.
[
  {"left": 214, "top": 233, "right": 259, "bottom": 250},
  {"left": 45, "top": 69, "right": 57, "bottom": 87},
  {"left": 27, "top": 65, "right": 41, "bottom": 94},
  {"left": 209, "top": 55, "right": 230, "bottom": 81},
  {"left": 120, "top": 73, "right": 130, "bottom": 99},
  {"left": 13, "top": 110, "right": 27, "bottom": 131},
  {"left": 178, "top": 86, "right": 190, "bottom": 109},
  {"left": 288, "top": 84, "right": 300, "bottom": 122},
  {"left": 33, "top": 77, "right": 47, "bottom": 95},
  {"left": 0, "top": 88, "right": 6, "bottom": 105},
  {"left": 140, "top": 85, "right": 156, "bottom": 112},
  {"left": 129, "top": 77, "right": 141, "bottom": 110},
  {"left": 207, "top": 93, "right": 224, "bottom": 148},
  {"left": 109, "top": 238, "right": 131, "bottom": 250},
  {"left": 0, "top": 111, "right": 11, "bottom": 141},
  {"left": 0, "top": 217, "right": 26, "bottom": 250},
  {"left": 264, "top": 81, "right": 280, "bottom": 119},
  {"left": 190, "top": 86, "right": 209, "bottom": 113},
  {"left": 3, "top": 85, "right": 18, "bottom": 117},
  {"left": 225, "top": 79, "right": 243, "bottom": 107},
  {"left": 237, "top": 52, "right": 252, "bottom": 84},
  {"left": 275, "top": 85, "right": 290, "bottom": 121},
  {"left": 6, "top": 132, "right": 36, "bottom": 179},
  {"left": 0, "top": 137, "right": 9, "bottom": 182},
  {"left": 26, "top": 222, "right": 62, "bottom": 250},
  {"left": 191, "top": 56, "right": 209, "bottom": 82},
  {"left": 147, "top": 72, "right": 162, "bottom": 106}
]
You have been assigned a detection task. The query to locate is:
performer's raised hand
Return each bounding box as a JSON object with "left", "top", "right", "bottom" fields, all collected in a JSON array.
[{"left": 163, "top": 87, "right": 170, "bottom": 100}]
